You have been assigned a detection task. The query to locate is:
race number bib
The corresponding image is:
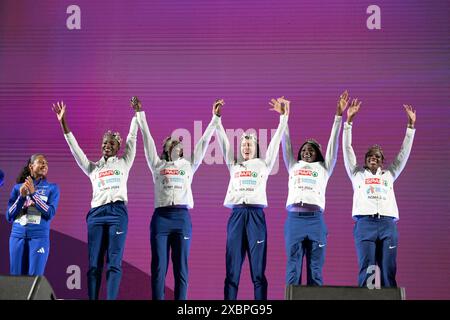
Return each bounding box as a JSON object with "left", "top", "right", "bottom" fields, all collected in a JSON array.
[{"left": 15, "top": 207, "right": 42, "bottom": 225}]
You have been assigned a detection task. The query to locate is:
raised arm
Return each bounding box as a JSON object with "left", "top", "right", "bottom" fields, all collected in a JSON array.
[
  {"left": 52, "top": 101, "right": 71, "bottom": 134},
  {"left": 342, "top": 98, "right": 362, "bottom": 178},
  {"left": 121, "top": 98, "right": 140, "bottom": 167},
  {"left": 134, "top": 101, "right": 163, "bottom": 173},
  {"left": 191, "top": 101, "right": 221, "bottom": 172},
  {"left": 324, "top": 91, "right": 348, "bottom": 173},
  {"left": 265, "top": 97, "right": 289, "bottom": 171},
  {"left": 52, "top": 101, "right": 95, "bottom": 176},
  {"left": 213, "top": 99, "right": 234, "bottom": 171},
  {"left": 388, "top": 105, "right": 416, "bottom": 180},
  {"left": 271, "top": 97, "right": 295, "bottom": 170},
  {"left": 281, "top": 124, "right": 296, "bottom": 171}
]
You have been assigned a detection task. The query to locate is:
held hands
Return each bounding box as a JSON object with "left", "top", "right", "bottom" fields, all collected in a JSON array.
[
  {"left": 346, "top": 98, "right": 362, "bottom": 123},
  {"left": 337, "top": 90, "right": 350, "bottom": 116},
  {"left": 213, "top": 99, "right": 224, "bottom": 117},
  {"left": 269, "top": 96, "right": 290, "bottom": 116},
  {"left": 52, "top": 101, "right": 66, "bottom": 122},
  {"left": 404, "top": 104, "right": 416, "bottom": 128},
  {"left": 131, "top": 97, "right": 142, "bottom": 112}
]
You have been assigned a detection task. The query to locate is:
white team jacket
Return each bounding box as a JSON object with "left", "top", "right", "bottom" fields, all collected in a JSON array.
[
  {"left": 343, "top": 122, "right": 415, "bottom": 220},
  {"left": 136, "top": 111, "right": 219, "bottom": 209},
  {"left": 282, "top": 115, "right": 342, "bottom": 210},
  {"left": 216, "top": 115, "right": 288, "bottom": 208},
  {"left": 64, "top": 116, "right": 138, "bottom": 208}
]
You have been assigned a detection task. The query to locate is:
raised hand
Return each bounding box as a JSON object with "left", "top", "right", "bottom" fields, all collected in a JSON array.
[
  {"left": 337, "top": 90, "right": 350, "bottom": 116},
  {"left": 403, "top": 104, "right": 416, "bottom": 128},
  {"left": 269, "top": 96, "right": 290, "bottom": 116},
  {"left": 213, "top": 99, "right": 224, "bottom": 117},
  {"left": 131, "top": 96, "right": 142, "bottom": 112},
  {"left": 347, "top": 98, "right": 361, "bottom": 123},
  {"left": 52, "top": 101, "right": 66, "bottom": 122},
  {"left": 52, "top": 100, "right": 71, "bottom": 134},
  {"left": 279, "top": 97, "right": 290, "bottom": 116}
]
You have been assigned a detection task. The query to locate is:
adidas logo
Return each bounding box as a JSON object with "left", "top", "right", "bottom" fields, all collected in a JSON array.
[{"left": 37, "top": 247, "right": 45, "bottom": 254}]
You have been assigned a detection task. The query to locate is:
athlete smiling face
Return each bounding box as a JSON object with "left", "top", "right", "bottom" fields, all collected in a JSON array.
[
  {"left": 102, "top": 135, "right": 120, "bottom": 159},
  {"left": 28, "top": 154, "right": 48, "bottom": 180},
  {"left": 299, "top": 143, "right": 318, "bottom": 163},
  {"left": 364, "top": 146, "right": 384, "bottom": 174}
]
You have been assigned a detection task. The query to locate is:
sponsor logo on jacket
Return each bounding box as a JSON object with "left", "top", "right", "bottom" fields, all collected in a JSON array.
[
  {"left": 365, "top": 178, "right": 381, "bottom": 184},
  {"left": 160, "top": 169, "right": 185, "bottom": 176},
  {"left": 294, "top": 169, "right": 318, "bottom": 177},
  {"left": 98, "top": 170, "right": 121, "bottom": 178},
  {"left": 234, "top": 171, "right": 258, "bottom": 178}
]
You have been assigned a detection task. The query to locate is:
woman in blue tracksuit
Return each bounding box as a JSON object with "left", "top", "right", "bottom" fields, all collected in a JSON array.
[
  {"left": 53, "top": 100, "right": 138, "bottom": 300},
  {"left": 133, "top": 97, "right": 219, "bottom": 300},
  {"left": 6, "top": 154, "right": 60, "bottom": 276},
  {"left": 213, "top": 98, "right": 289, "bottom": 300},
  {"left": 279, "top": 92, "right": 348, "bottom": 286}
]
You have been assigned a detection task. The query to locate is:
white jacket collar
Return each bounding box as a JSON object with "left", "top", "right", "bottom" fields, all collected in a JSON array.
[{"left": 98, "top": 156, "right": 118, "bottom": 165}]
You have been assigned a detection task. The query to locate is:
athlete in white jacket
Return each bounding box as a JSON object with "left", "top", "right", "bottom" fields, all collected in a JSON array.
[
  {"left": 280, "top": 92, "right": 348, "bottom": 286},
  {"left": 133, "top": 97, "right": 219, "bottom": 300},
  {"left": 343, "top": 101, "right": 416, "bottom": 288},
  {"left": 213, "top": 98, "right": 289, "bottom": 300},
  {"left": 53, "top": 101, "right": 138, "bottom": 300}
]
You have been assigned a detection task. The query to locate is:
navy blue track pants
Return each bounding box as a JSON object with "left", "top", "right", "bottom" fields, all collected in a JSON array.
[
  {"left": 224, "top": 206, "right": 268, "bottom": 300},
  {"left": 86, "top": 201, "right": 128, "bottom": 300},
  {"left": 150, "top": 207, "right": 192, "bottom": 300},
  {"left": 284, "top": 210, "right": 327, "bottom": 286},
  {"left": 354, "top": 215, "right": 398, "bottom": 288}
]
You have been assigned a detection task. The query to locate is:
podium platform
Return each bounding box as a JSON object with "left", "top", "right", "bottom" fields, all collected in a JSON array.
[{"left": 285, "top": 285, "right": 406, "bottom": 300}]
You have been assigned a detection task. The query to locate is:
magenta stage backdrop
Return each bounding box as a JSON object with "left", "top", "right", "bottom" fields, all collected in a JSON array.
[{"left": 0, "top": 0, "right": 449, "bottom": 299}]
